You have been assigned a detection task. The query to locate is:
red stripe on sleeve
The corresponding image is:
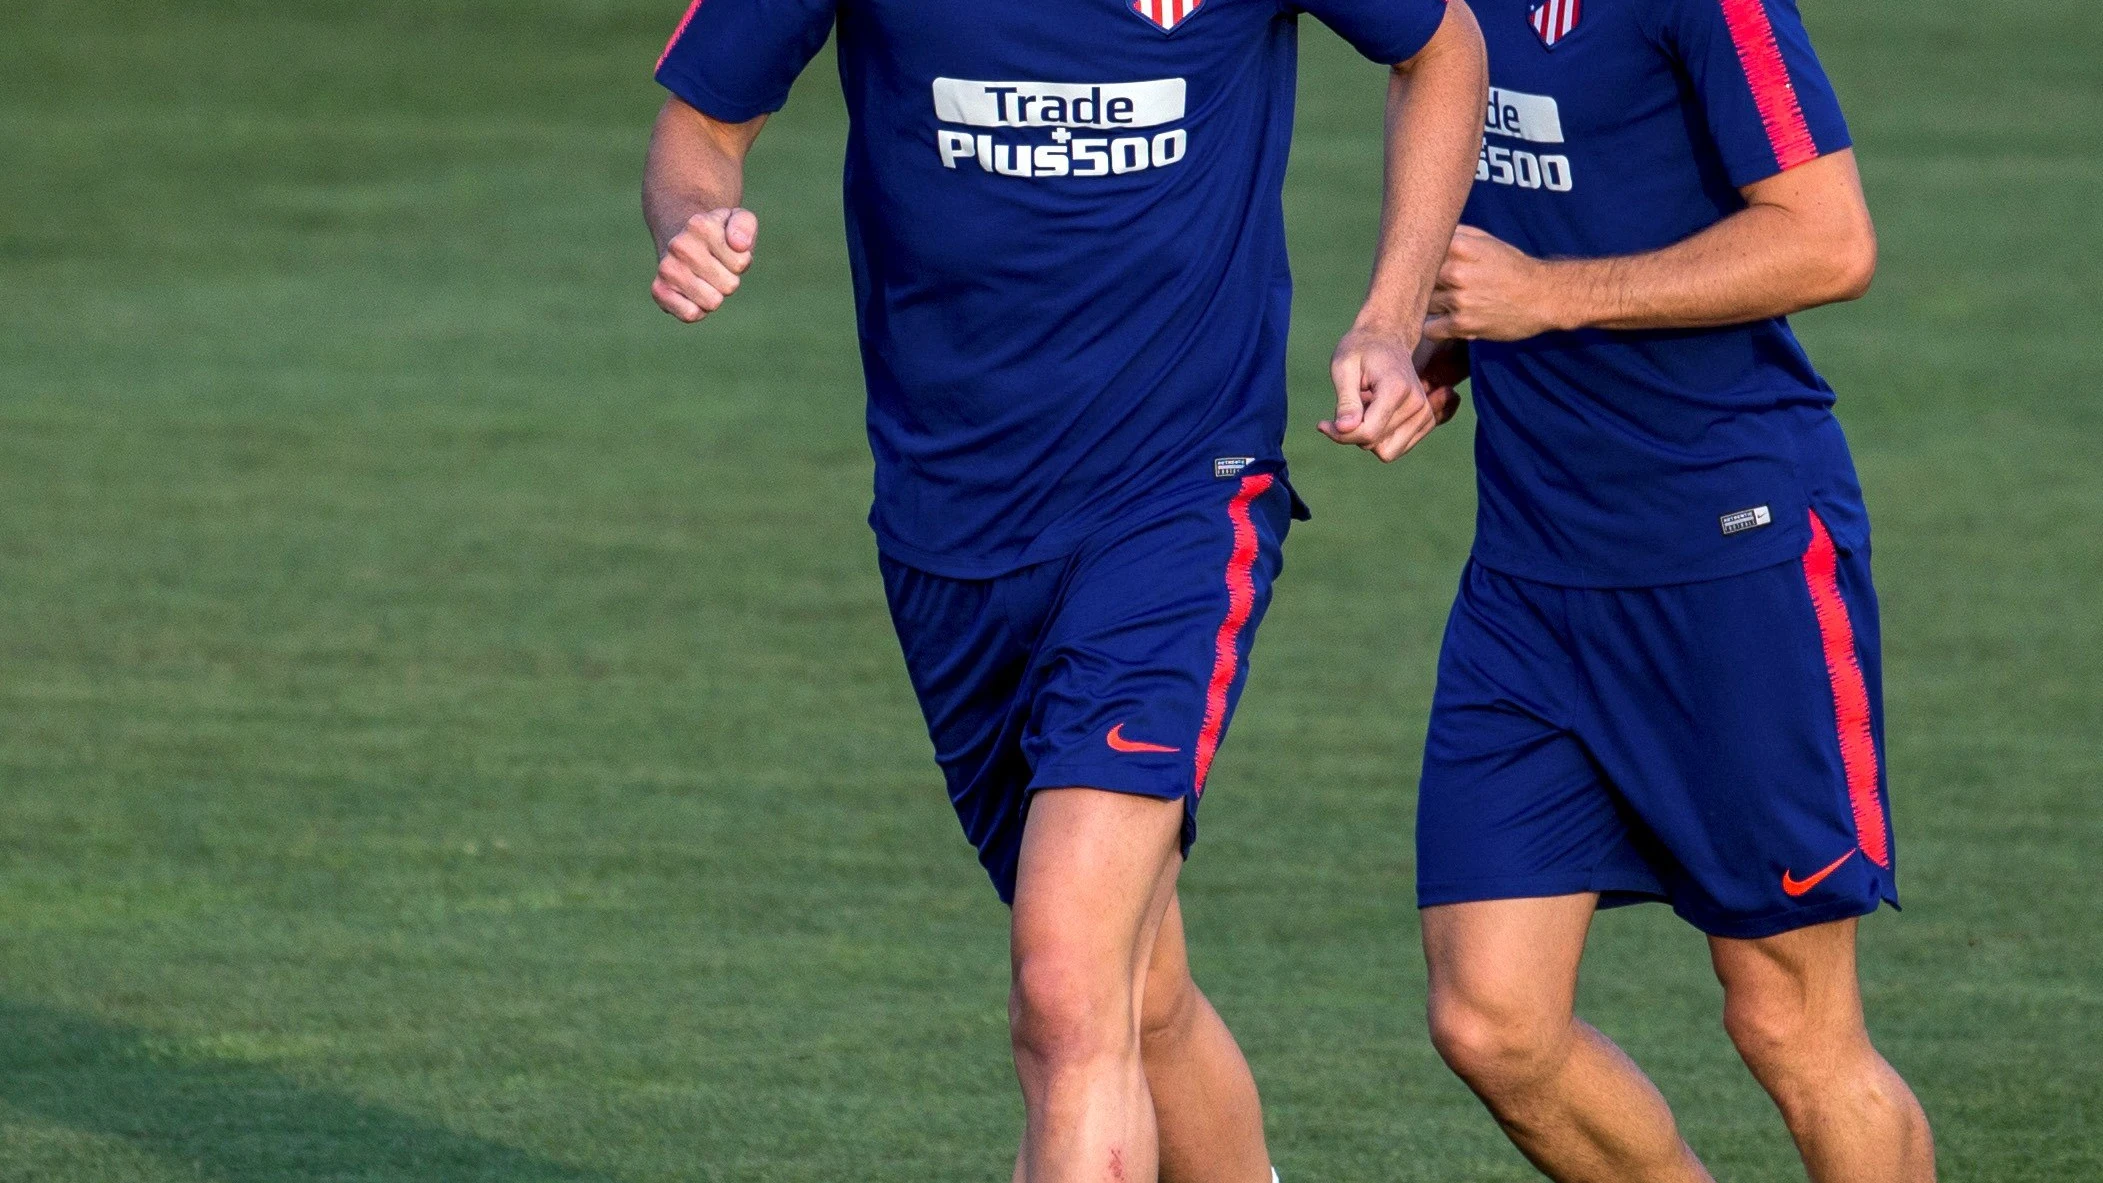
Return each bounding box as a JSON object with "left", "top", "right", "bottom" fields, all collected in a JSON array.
[
  {"left": 1192, "top": 474, "right": 1272, "bottom": 796},
  {"left": 1716, "top": 0, "right": 1819, "bottom": 171},
  {"left": 1802, "top": 511, "right": 1890, "bottom": 867},
  {"left": 657, "top": 0, "right": 706, "bottom": 71}
]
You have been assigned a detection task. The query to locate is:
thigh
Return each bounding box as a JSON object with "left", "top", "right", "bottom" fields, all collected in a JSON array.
[
  {"left": 1572, "top": 514, "right": 1897, "bottom": 940},
  {"left": 1423, "top": 894, "right": 1598, "bottom": 1023},
  {"left": 1018, "top": 472, "right": 1295, "bottom": 854},
  {"left": 1709, "top": 917, "right": 1870, "bottom": 1047},
  {"left": 1419, "top": 563, "right": 1665, "bottom": 908},
  {"left": 1012, "top": 787, "right": 1189, "bottom": 995}
]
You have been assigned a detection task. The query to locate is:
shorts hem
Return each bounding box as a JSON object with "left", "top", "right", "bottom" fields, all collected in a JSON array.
[
  {"left": 1417, "top": 871, "right": 1665, "bottom": 909},
  {"left": 1419, "top": 875, "right": 1899, "bottom": 940},
  {"left": 1023, "top": 773, "right": 1199, "bottom": 860},
  {"left": 1026, "top": 764, "right": 1194, "bottom": 802},
  {"left": 1673, "top": 892, "right": 1898, "bottom": 940}
]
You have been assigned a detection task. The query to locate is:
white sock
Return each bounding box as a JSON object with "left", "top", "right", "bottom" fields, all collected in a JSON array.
[{"left": 1271, "top": 1170, "right": 1280, "bottom": 1183}]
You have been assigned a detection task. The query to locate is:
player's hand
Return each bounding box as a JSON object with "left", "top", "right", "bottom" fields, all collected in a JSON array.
[
  {"left": 1320, "top": 323, "right": 1444, "bottom": 462},
  {"left": 1424, "top": 225, "right": 1568, "bottom": 342},
  {"left": 1415, "top": 336, "right": 1468, "bottom": 425},
  {"left": 652, "top": 207, "right": 758, "bottom": 323}
]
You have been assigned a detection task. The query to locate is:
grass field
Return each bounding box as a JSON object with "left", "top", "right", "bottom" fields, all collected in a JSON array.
[{"left": 3, "top": 0, "right": 2099, "bottom": 1179}]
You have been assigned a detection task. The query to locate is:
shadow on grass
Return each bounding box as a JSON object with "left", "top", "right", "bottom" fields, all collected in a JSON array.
[{"left": 0, "top": 999, "right": 617, "bottom": 1182}]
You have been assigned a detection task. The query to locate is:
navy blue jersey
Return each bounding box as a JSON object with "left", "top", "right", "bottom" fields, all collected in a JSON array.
[
  {"left": 1462, "top": 0, "right": 1866, "bottom": 587},
  {"left": 657, "top": 0, "right": 1447, "bottom": 577}
]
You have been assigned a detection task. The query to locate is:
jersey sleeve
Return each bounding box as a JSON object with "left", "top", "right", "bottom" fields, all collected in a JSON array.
[
  {"left": 653, "top": 0, "right": 838, "bottom": 123},
  {"left": 1656, "top": 0, "right": 1851, "bottom": 187},
  {"left": 1294, "top": 0, "right": 1449, "bottom": 66}
]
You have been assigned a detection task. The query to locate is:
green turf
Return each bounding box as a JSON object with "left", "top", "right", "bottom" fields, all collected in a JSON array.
[{"left": 2, "top": 0, "right": 2098, "bottom": 1179}]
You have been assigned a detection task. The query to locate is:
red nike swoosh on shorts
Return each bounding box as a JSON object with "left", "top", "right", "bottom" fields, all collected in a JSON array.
[
  {"left": 1106, "top": 723, "right": 1180, "bottom": 755},
  {"left": 1781, "top": 848, "right": 1858, "bottom": 897}
]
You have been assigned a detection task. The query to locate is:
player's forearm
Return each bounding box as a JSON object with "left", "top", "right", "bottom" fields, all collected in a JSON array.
[
  {"left": 1356, "top": 1, "right": 1489, "bottom": 339},
  {"left": 1542, "top": 185, "right": 1876, "bottom": 331},
  {"left": 643, "top": 99, "right": 761, "bottom": 255}
]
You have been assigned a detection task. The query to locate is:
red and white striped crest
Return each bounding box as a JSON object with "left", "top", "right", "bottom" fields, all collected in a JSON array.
[
  {"left": 1130, "top": 0, "right": 1204, "bottom": 33},
  {"left": 1529, "top": 0, "right": 1581, "bottom": 47}
]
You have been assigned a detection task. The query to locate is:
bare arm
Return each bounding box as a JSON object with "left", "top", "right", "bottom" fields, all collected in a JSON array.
[
  {"left": 644, "top": 97, "right": 769, "bottom": 323},
  {"left": 1426, "top": 149, "right": 1877, "bottom": 341},
  {"left": 1321, "top": 0, "right": 1488, "bottom": 462}
]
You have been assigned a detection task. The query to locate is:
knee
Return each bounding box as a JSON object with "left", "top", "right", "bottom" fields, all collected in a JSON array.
[
  {"left": 1721, "top": 985, "right": 1866, "bottom": 1111},
  {"left": 1723, "top": 989, "right": 1923, "bottom": 1138},
  {"left": 1722, "top": 988, "right": 1809, "bottom": 1076},
  {"left": 1138, "top": 965, "right": 1200, "bottom": 1054},
  {"left": 1009, "top": 954, "right": 1135, "bottom": 1072},
  {"left": 1427, "top": 991, "right": 1571, "bottom": 1099}
]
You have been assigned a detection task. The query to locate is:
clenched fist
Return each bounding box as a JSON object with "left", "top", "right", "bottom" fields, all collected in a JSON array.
[
  {"left": 1319, "top": 323, "right": 1445, "bottom": 462},
  {"left": 1424, "top": 224, "right": 1568, "bottom": 343},
  {"left": 652, "top": 207, "right": 758, "bottom": 323}
]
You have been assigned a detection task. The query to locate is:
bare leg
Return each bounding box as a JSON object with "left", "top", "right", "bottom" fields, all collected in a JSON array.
[
  {"left": 1142, "top": 894, "right": 1271, "bottom": 1183},
  {"left": 1010, "top": 788, "right": 1185, "bottom": 1183},
  {"left": 1010, "top": 888, "right": 1269, "bottom": 1183},
  {"left": 1422, "top": 896, "right": 1712, "bottom": 1183},
  {"left": 1711, "top": 918, "right": 1935, "bottom": 1182}
]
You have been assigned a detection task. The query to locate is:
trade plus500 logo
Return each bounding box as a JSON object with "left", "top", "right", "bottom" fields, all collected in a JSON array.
[
  {"left": 931, "top": 78, "right": 1190, "bottom": 179},
  {"left": 1479, "top": 87, "right": 1575, "bottom": 192}
]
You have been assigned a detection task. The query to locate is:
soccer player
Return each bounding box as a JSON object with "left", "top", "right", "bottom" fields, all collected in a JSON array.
[
  {"left": 642, "top": 1, "right": 1487, "bottom": 1179},
  {"left": 1405, "top": 0, "right": 1936, "bottom": 1179}
]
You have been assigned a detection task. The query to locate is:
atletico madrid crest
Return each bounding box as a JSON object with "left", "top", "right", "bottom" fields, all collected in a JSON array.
[
  {"left": 1130, "top": 0, "right": 1203, "bottom": 33},
  {"left": 1529, "top": 0, "right": 1580, "bottom": 48}
]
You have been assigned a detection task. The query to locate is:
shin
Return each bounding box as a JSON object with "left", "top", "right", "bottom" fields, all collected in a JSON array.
[{"left": 1140, "top": 896, "right": 1270, "bottom": 1183}]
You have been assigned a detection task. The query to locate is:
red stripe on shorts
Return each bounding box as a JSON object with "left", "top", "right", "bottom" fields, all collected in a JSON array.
[
  {"left": 1802, "top": 510, "right": 1889, "bottom": 867},
  {"left": 1193, "top": 474, "right": 1272, "bottom": 795},
  {"left": 1717, "top": 0, "right": 1820, "bottom": 171}
]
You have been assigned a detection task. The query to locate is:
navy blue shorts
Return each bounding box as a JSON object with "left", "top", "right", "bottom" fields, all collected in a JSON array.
[
  {"left": 883, "top": 472, "right": 1300, "bottom": 904},
  {"left": 1418, "top": 511, "right": 1900, "bottom": 939}
]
